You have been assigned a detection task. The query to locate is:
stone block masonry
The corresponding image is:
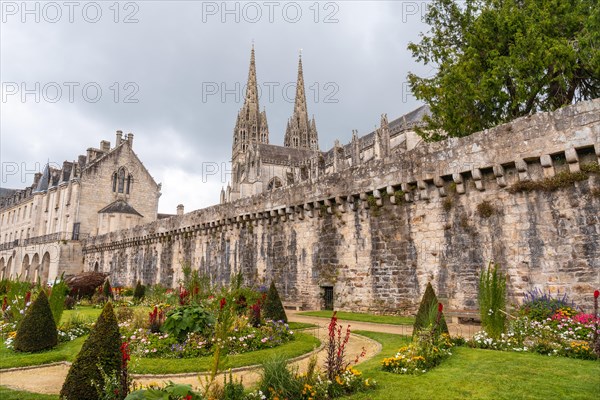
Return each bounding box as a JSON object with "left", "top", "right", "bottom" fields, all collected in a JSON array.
[{"left": 83, "top": 99, "right": 600, "bottom": 313}]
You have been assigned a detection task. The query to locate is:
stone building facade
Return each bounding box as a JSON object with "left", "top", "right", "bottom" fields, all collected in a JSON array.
[
  {"left": 0, "top": 133, "right": 161, "bottom": 283},
  {"left": 83, "top": 96, "right": 600, "bottom": 311}
]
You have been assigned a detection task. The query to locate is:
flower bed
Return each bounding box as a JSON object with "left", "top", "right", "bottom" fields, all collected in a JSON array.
[
  {"left": 470, "top": 313, "right": 599, "bottom": 360},
  {"left": 382, "top": 332, "right": 454, "bottom": 374},
  {"left": 470, "top": 289, "right": 600, "bottom": 360},
  {"left": 121, "top": 318, "right": 294, "bottom": 359}
]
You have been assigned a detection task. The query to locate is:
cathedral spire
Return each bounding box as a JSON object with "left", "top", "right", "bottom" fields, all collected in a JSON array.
[
  {"left": 232, "top": 45, "right": 269, "bottom": 156},
  {"left": 285, "top": 52, "right": 319, "bottom": 150},
  {"left": 245, "top": 44, "right": 259, "bottom": 113}
]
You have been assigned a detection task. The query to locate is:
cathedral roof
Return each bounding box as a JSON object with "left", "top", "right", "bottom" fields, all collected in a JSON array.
[
  {"left": 256, "top": 143, "right": 318, "bottom": 165},
  {"left": 98, "top": 200, "right": 143, "bottom": 217}
]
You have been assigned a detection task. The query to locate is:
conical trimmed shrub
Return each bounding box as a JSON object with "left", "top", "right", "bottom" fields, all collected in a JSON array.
[
  {"left": 133, "top": 280, "right": 145, "bottom": 302},
  {"left": 60, "top": 302, "right": 121, "bottom": 400},
  {"left": 14, "top": 290, "right": 58, "bottom": 352},
  {"left": 103, "top": 279, "right": 113, "bottom": 300},
  {"left": 412, "top": 282, "right": 449, "bottom": 336},
  {"left": 263, "top": 281, "right": 287, "bottom": 323}
]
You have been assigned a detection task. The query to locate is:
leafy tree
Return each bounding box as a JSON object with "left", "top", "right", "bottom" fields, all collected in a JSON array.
[
  {"left": 408, "top": 0, "right": 600, "bottom": 140},
  {"left": 413, "top": 282, "right": 449, "bottom": 336},
  {"left": 263, "top": 281, "right": 287, "bottom": 323},
  {"left": 60, "top": 302, "right": 121, "bottom": 400},
  {"left": 14, "top": 290, "right": 58, "bottom": 352}
]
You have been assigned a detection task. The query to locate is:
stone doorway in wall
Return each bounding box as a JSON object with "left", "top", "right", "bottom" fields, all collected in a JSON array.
[{"left": 322, "top": 286, "right": 334, "bottom": 310}]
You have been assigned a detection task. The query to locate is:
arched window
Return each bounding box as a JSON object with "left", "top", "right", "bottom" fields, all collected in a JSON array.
[
  {"left": 126, "top": 175, "right": 132, "bottom": 194},
  {"left": 267, "top": 177, "right": 283, "bottom": 191},
  {"left": 112, "top": 172, "right": 117, "bottom": 192},
  {"left": 118, "top": 168, "right": 126, "bottom": 193},
  {"left": 293, "top": 137, "right": 299, "bottom": 147}
]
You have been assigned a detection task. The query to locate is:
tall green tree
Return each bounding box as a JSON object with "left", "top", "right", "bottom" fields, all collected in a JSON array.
[{"left": 408, "top": 0, "right": 600, "bottom": 140}]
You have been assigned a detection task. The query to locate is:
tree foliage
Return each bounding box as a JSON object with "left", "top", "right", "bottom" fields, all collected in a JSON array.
[
  {"left": 408, "top": 0, "right": 600, "bottom": 140},
  {"left": 60, "top": 302, "right": 122, "bottom": 400},
  {"left": 14, "top": 290, "right": 58, "bottom": 352}
]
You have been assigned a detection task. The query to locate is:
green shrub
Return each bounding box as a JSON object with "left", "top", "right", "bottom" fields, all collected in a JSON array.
[
  {"left": 479, "top": 262, "right": 507, "bottom": 339},
  {"left": 132, "top": 281, "right": 145, "bottom": 302},
  {"left": 14, "top": 290, "right": 58, "bottom": 352},
  {"left": 258, "top": 356, "right": 302, "bottom": 398},
  {"left": 64, "top": 295, "right": 76, "bottom": 310},
  {"left": 263, "top": 281, "right": 287, "bottom": 323},
  {"left": 4, "top": 278, "right": 32, "bottom": 323},
  {"left": 48, "top": 274, "right": 69, "bottom": 325},
  {"left": 161, "top": 306, "right": 215, "bottom": 341},
  {"left": 412, "top": 282, "right": 449, "bottom": 336},
  {"left": 103, "top": 279, "right": 114, "bottom": 300},
  {"left": 60, "top": 302, "right": 122, "bottom": 400}
]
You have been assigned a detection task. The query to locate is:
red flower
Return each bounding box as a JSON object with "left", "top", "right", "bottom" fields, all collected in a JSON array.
[
  {"left": 594, "top": 290, "right": 599, "bottom": 299},
  {"left": 220, "top": 297, "right": 226, "bottom": 310},
  {"left": 120, "top": 342, "right": 130, "bottom": 362},
  {"left": 1, "top": 296, "right": 7, "bottom": 312},
  {"left": 438, "top": 303, "right": 444, "bottom": 312},
  {"left": 185, "top": 395, "right": 192, "bottom": 400},
  {"left": 24, "top": 291, "right": 31, "bottom": 304}
]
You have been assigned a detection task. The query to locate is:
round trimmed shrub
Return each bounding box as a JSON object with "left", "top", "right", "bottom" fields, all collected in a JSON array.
[
  {"left": 263, "top": 281, "right": 287, "bottom": 323},
  {"left": 60, "top": 302, "right": 121, "bottom": 400},
  {"left": 14, "top": 290, "right": 58, "bottom": 352}
]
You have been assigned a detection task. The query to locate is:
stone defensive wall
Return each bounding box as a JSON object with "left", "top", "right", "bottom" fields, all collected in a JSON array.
[{"left": 83, "top": 99, "right": 600, "bottom": 313}]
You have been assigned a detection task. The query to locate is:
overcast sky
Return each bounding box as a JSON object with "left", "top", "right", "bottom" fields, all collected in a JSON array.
[{"left": 1, "top": 0, "right": 433, "bottom": 213}]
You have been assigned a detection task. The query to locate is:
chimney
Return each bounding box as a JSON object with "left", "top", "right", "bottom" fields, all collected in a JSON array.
[
  {"left": 177, "top": 204, "right": 184, "bottom": 216},
  {"left": 33, "top": 172, "right": 42, "bottom": 187},
  {"left": 127, "top": 133, "right": 134, "bottom": 147},
  {"left": 100, "top": 140, "right": 110, "bottom": 153},
  {"left": 116, "top": 130, "right": 123, "bottom": 146}
]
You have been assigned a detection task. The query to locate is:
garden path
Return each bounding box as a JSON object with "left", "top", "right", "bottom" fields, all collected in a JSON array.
[
  {"left": 286, "top": 310, "right": 480, "bottom": 338},
  {"left": 0, "top": 311, "right": 479, "bottom": 394},
  {"left": 0, "top": 320, "right": 379, "bottom": 395}
]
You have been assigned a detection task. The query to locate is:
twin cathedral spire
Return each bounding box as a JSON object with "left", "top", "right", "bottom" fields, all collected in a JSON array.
[{"left": 232, "top": 46, "right": 319, "bottom": 156}]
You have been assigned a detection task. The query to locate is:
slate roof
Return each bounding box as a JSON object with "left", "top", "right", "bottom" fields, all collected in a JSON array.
[
  {"left": 321, "top": 105, "right": 430, "bottom": 163},
  {"left": 0, "top": 188, "right": 17, "bottom": 199},
  {"left": 98, "top": 200, "right": 143, "bottom": 217},
  {"left": 256, "top": 143, "right": 318, "bottom": 165}
]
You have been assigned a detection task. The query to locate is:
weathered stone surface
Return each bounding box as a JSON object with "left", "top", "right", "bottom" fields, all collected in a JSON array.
[{"left": 81, "top": 99, "right": 600, "bottom": 313}]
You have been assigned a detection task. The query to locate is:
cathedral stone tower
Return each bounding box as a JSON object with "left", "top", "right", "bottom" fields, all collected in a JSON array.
[
  {"left": 230, "top": 46, "right": 270, "bottom": 199},
  {"left": 284, "top": 54, "right": 319, "bottom": 150}
]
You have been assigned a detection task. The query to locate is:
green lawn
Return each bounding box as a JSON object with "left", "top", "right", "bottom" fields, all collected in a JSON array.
[
  {"left": 0, "top": 387, "right": 58, "bottom": 400},
  {"left": 132, "top": 332, "right": 320, "bottom": 374},
  {"left": 61, "top": 306, "right": 103, "bottom": 323},
  {"left": 348, "top": 331, "right": 600, "bottom": 400},
  {"left": 298, "top": 310, "right": 415, "bottom": 325},
  {"left": 287, "top": 321, "right": 316, "bottom": 330},
  {"left": 0, "top": 336, "right": 86, "bottom": 369}
]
